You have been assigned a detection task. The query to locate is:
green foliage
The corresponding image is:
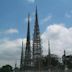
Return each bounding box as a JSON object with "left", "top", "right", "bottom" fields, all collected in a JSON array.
[
  {"left": 0, "top": 65, "right": 13, "bottom": 72},
  {"left": 41, "top": 54, "right": 60, "bottom": 68},
  {"left": 62, "top": 55, "right": 72, "bottom": 69}
]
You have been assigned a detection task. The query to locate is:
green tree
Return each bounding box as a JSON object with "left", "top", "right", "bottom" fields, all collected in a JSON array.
[
  {"left": 0, "top": 65, "right": 13, "bottom": 72},
  {"left": 41, "top": 54, "right": 60, "bottom": 68},
  {"left": 62, "top": 55, "right": 72, "bottom": 69}
]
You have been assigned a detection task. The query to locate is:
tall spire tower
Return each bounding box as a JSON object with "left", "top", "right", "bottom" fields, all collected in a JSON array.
[
  {"left": 33, "top": 7, "right": 42, "bottom": 66},
  {"left": 24, "top": 14, "right": 31, "bottom": 69},
  {"left": 20, "top": 41, "right": 24, "bottom": 71}
]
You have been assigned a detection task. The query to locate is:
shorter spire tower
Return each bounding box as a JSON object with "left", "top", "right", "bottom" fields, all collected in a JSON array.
[
  {"left": 63, "top": 50, "right": 68, "bottom": 72},
  {"left": 15, "top": 61, "right": 17, "bottom": 69},
  {"left": 20, "top": 41, "right": 24, "bottom": 71},
  {"left": 24, "top": 14, "right": 31, "bottom": 69},
  {"left": 48, "top": 40, "right": 51, "bottom": 72},
  {"left": 48, "top": 40, "right": 51, "bottom": 56},
  {"left": 64, "top": 50, "right": 66, "bottom": 57}
]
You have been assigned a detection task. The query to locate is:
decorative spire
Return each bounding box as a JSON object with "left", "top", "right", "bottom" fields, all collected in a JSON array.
[
  {"left": 24, "top": 14, "right": 31, "bottom": 68},
  {"left": 33, "top": 7, "right": 42, "bottom": 67},
  {"left": 14, "top": 60, "right": 17, "bottom": 72},
  {"left": 34, "top": 6, "right": 39, "bottom": 31},
  {"left": 27, "top": 13, "right": 30, "bottom": 42},
  {"left": 20, "top": 41, "right": 24, "bottom": 70},
  {"left": 63, "top": 50, "right": 68, "bottom": 72},
  {"left": 36, "top": 6, "right": 38, "bottom": 22},
  {"left": 48, "top": 40, "right": 51, "bottom": 56},
  {"left": 48, "top": 40, "right": 51, "bottom": 72},
  {"left": 64, "top": 50, "right": 66, "bottom": 57},
  {"left": 15, "top": 60, "right": 17, "bottom": 68}
]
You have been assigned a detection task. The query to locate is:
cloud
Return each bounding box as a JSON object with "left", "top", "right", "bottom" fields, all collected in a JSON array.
[
  {"left": 65, "top": 13, "right": 71, "bottom": 18},
  {"left": 43, "top": 16, "right": 52, "bottom": 22},
  {"left": 41, "top": 15, "right": 52, "bottom": 24},
  {"left": 0, "top": 35, "right": 33, "bottom": 67},
  {"left": 25, "top": 16, "right": 32, "bottom": 23},
  {"left": 5, "top": 29, "right": 18, "bottom": 34},
  {"left": 0, "top": 24, "right": 72, "bottom": 66},
  {"left": 0, "top": 38, "right": 26, "bottom": 67},
  {"left": 65, "top": 10, "right": 72, "bottom": 18},
  {"left": 27, "top": 0, "right": 35, "bottom": 3},
  {"left": 0, "top": 28, "right": 18, "bottom": 34},
  {"left": 41, "top": 24, "right": 72, "bottom": 57}
]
